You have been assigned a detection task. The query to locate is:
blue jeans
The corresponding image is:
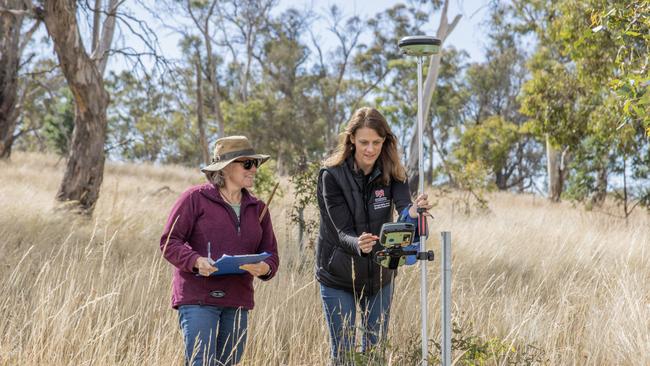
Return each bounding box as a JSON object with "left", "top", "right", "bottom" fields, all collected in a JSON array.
[
  {"left": 178, "top": 305, "right": 248, "bottom": 366},
  {"left": 320, "top": 282, "right": 394, "bottom": 364}
]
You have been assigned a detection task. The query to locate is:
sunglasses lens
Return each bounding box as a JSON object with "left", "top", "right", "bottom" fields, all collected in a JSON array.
[{"left": 242, "top": 159, "right": 258, "bottom": 169}]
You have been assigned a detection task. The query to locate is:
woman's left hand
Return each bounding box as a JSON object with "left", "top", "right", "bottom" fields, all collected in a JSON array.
[
  {"left": 240, "top": 261, "right": 271, "bottom": 277},
  {"left": 408, "top": 193, "right": 432, "bottom": 218}
]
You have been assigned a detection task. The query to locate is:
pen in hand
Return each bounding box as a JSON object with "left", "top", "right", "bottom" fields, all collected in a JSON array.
[{"left": 195, "top": 242, "right": 217, "bottom": 276}]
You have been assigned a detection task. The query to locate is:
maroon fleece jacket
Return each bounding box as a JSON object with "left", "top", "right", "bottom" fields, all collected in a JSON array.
[{"left": 160, "top": 183, "right": 279, "bottom": 309}]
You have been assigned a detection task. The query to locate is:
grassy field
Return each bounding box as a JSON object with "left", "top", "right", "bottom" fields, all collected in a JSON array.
[{"left": 1, "top": 152, "right": 648, "bottom": 365}]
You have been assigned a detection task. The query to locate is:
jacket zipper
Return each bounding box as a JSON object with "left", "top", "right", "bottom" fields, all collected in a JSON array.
[
  {"left": 365, "top": 170, "right": 382, "bottom": 296},
  {"left": 222, "top": 199, "right": 242, "bottom": 237},
  {"left": 362, "top": 180, "right": 373, "bottom": 296},
  {"left": 229, "top": 205, "right": 241, "bottom": 236}
]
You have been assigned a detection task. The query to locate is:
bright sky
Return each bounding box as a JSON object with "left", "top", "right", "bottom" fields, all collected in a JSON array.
[
  {"left": 101, "top": 0, "right": 492, "bottom": 73},
  {"left": 25, "top": 0, "right": 493, "bottom": 76},
  {"left": 274, "top": 0, "right": 492, "bottom": 62}
]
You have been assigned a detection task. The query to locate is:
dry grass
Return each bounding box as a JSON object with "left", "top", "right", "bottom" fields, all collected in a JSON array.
[{"left": 1, "top": 151, "right": 648, "bottom": 365}]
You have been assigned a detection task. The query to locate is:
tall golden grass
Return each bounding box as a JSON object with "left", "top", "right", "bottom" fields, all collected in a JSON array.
[{"left": 1, "top": 152, "right": 648, "bottom": 365}]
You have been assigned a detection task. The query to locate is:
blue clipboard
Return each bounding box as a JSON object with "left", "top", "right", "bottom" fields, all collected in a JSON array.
[{"left": 211, "top": 252, "right": 271, "bottom": 276}]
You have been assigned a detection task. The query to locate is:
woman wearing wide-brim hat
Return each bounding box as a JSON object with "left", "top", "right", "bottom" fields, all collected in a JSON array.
[{"left": 160, "top": 135, "right": 279, "bottom": 366}]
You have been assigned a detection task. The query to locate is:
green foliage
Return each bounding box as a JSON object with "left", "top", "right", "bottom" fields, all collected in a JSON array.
[
  {"left": 11, "top": 0, "right": 649, "bottom": 217},
  {"left": 513, "top": 0, "right": 650, "bottom": 205},
  {"left": 106, "top": 71, "right": 185, "bottom": 162},
  {"left": 447, "top": 160, "right": 491, "bottom": 215},
  {"left": 443, "top": 322, "right": 546, "bottom": 365},
  {"left": 12, "top": 58, "right": 66, "bottom": 153},
  {"left": 106, "top": 69, "right": 210, "bottom": 166},
  {"left": 593, "top": 0, "right": 650, "bottom": 130},
  {"left": 345, "top": 321, "right": 546, "bottom": 365},
  {"left": 365, "top": 3, "right": 454, "bottom": 162},
  {"left": 221, "top": 11, "right": 326, "bottom": 172},
  {"left": 447, "top": 116, "right": 526, "bottom": 214},
  {"left": 222, "top": 92, "right": 324, "bottom": 173},
  {"left": 160, "top": 111, "right": 204, "bottom": 166},
  {"left": 42, "top": 88, "right": 74, "bottom": 156},
  {"left": 519, "top": 48, "right": 587, "bottom": 148},
  {"left": 538, "top": 0, "right": 650, "bottom": 212},
  {"left": 454, "top": 116, "right": 521, "bottom": 184},
  {"left": 252, "top": 159, "right": 282, "bottom": 201}
]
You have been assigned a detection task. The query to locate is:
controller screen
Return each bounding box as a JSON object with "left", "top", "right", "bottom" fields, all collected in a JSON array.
[{"left": 383, "top": 232, "right": 412, "bottom": 247}]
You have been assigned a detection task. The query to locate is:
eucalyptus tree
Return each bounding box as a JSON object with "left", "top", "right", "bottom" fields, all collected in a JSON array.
[
  {"left": 0, "top": 0, "right": 41, "bottom": 159},
  {"left": 455, "top": 3, "right": 543, "bottom": 192},
  {"left": 155, "top": 1, "right": 218, "bottom": 164},
  {"left": 516, "top": 0, "right": 646, "bottom": 205},
  {"left": 187, "top": 0, "right": 226, "bottom": 143},
  {"left": 556, "top": 0, "right": 649, "bottom": 213},
  {"left": 511, "top": 0, "right": 591, "bottom": 201},
  {"left": 311, "top": 5, "right": 369, "bottom": 151},
  {"left": 9, "top": 0, "right": 164, "bottom": 215},
  {"left": 363, "top": 1, "right": 463, "bottom": 189},
  {"left": 34, "top": 0, "right": 119, "bottom": 214},
  {"left": 215, "top": 0, "right": 276, "bottom": 103},
  {"left": 105, "top": 70, "right": 178, "bottom": 163},
  {"left": 592, "top": 0, "right": 650, "bottom": 214},
  {"left": 251, "top": 8, "right": 322, "bottom": 173}
]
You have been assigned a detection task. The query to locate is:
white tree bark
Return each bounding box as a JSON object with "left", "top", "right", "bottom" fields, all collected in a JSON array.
[
  {"left": 92, "top": 0, "right": 118, "bottom": 75},
  {"left": 186, "top": 0, "right": 226, "bottom": 139}
]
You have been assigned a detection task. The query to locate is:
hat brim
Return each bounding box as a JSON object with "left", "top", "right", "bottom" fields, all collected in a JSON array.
[{"left": 201, "top": 154, "right": 270, "bottom": 172}]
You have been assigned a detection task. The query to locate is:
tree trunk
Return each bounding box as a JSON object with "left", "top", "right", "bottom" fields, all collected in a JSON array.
[
  {"left": 546, "top": 135, "right": 563, "bottom": 202},
  {"left": 206, "top": 51, "right": 226, "bottom": 138},
  {"left": 622, "top": 155, "right": 629, "bottom": 220},
  {"left": 241, "top": 42, "right": 252, "bottom": 102},
  {"left": 194, "top": 50, "right": 209, "bottom": 165},
  {"left": 589, "top": 149, "right": 609, "bottom": 206},
  {"left": 591, "top": 165, "right": 608, "bottom": 206},
  {"left": 426, "top": 123, "right": 434, "bottom": 185},
  {"left": 41, "top": 0, "right": 112, "bottom": 214},
  {"left": 200, "top": 1, "right": 225, "bottom": 138},
  {"left": 495, "top": 170, "right": 508, "bottom": 190},
  {"left": 406, "top": 134, "right": 419, "bottom": 194},
  {"left": 0, "top": 0, "right": 24, "bottom": 159},
  {"left": 56, "top": 95, "right": 108, "bottom": 213}
]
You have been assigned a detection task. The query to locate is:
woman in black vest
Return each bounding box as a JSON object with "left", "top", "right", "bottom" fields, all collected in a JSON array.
[{"left": 316, "top": 107, "right": 431, "bottom": 364}]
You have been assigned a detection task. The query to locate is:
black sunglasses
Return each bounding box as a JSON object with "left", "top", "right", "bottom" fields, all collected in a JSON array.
[{"left": 234, "top": 159, "right": 259, "bottom": 170}]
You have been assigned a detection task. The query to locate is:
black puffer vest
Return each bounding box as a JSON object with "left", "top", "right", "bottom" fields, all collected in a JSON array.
[{"left": 315, "top": 157, "right": 412, "bottom": 296}]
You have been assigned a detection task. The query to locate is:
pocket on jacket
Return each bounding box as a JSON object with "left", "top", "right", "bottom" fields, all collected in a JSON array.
[{"left": 327, "top": 247, "right": 353, "bottom": 280}]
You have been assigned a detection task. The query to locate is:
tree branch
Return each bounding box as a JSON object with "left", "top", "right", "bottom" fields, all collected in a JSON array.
[
  {"left": 0, "top": 7, "right": 31, "bottom": 17},
  {"left": 18, "top": 18, "right": 41, "bottom": 58},
  {"left": 91, "top": 0, "right": 102, "bottom": 52},
  {"left": 94, "top": 0, "right": 120, "bottom": 75}
]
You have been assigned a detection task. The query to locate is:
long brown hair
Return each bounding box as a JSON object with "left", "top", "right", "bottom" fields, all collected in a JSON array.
[{"left": 324, "top": 107, "right": 406, "bottom": 185}]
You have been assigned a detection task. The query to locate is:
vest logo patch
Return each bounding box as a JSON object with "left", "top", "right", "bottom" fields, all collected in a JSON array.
[{"left": 373, "top": 189, "right": 390, "bottom": 210}]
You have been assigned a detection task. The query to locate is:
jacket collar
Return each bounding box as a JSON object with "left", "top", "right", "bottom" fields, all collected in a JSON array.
[
  {"left": 198, "top": 183, "right": 256, "bottom": 207},
  {"left": 346, "top": 155, "right": 382, "bottom": 184}
]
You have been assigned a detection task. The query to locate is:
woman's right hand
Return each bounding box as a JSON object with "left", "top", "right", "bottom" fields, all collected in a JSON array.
[
  {"left": 358, "top": 232, "right": 379, "bottom": 254},
  {"left": 194, "top": 257, "right": 218, "bottom": 276}
]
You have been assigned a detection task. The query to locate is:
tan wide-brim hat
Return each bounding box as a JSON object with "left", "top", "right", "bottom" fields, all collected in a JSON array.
[{"left": 201, "top": 136, "right": 270, "bottom": 172}]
